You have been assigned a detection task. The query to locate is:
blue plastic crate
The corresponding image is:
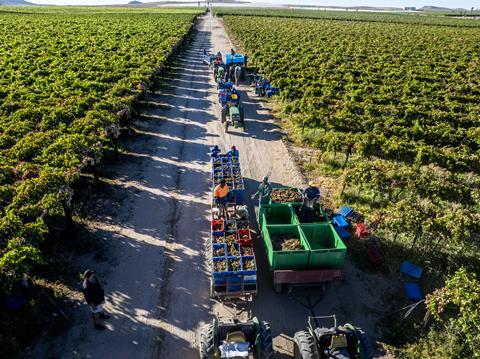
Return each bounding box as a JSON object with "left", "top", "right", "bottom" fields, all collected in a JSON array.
[
  {"left": 338, "top": 206, "right": 353, "bottom": 217},
  {"left": 401, "top": 261, "right": 423, "bottom": 279},
  {"left": 212, "top": 232, "right": 225, "bottom": 245},
  {"left": 334, "top": 226, "right": 351, "bottom": 240},
  {"left": 212, "top": 257, "right": 227, "bottom": 279},
  {"left": 240, "top": 256, "right": 257, "bottom": 276},
  {"left": 226, "top": 243, "right": 240, "bottom": 256},
  {"left": 228, "top": 189, "right": 245, "bottom": 205},
  {"left": 404, "top": 283, "right": 422, "bottom": 301},
  {"left": 333, "top": 215, "right": 349, "bottom": 228},
  {"left": 212, "top": 243, "right": 226, "bottom": 258}
]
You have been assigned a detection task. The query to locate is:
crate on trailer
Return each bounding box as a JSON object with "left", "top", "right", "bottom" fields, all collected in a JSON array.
[
  {"left": 226, "top": 243, "right": 241, "bottom": 257},
  {"left": 300, "top": 224, "right": 347, "bottom": 269},
  {"left": 240, "top": 243, "right": 254, "bottom": 256},
  {"left": 212, "top": 232, "right": 226, "bottom": 244},
  {"left": 212, "top": 243, "right": 227, "bottom": 258},
  {"left": 225, "top": 219, "right": 237, "bottom": 233},
  {"left": 238, "top": 228, "right": 252, "bottom": 246},
  {"left": 262, "top": 225, "right": 311, "bottom": 270},
  {"left": 211, "top": 219, "right": 224, "bottom": 232}
]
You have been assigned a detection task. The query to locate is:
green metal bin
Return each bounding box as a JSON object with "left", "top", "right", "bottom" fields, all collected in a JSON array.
[
  {"left": 290, "top": 203, "right": 330, "bottom": 224},
  {"left": 262, "top": 225, "right": 311, "bottom": 270},
  {"left": 300, "top": 224, "right": 346, "bottom": 269},
  {"left": 259, "top": 204, "right": 299, "bottom": 228}
]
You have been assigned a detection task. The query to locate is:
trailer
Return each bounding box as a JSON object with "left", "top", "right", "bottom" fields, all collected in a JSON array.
[
  {"left": 257, "top": 187, "right": 347, "bottom": 293},
  {"left": 210, "top": 150, "right": 256, "bottom": 301}
]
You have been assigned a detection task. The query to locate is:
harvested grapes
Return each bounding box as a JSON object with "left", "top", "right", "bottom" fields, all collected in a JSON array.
[
  {"left": 215, "top": 259, "right": 227, "bottom": 272},
  {"left": 272, "top": 235, "right": 302, "bottom": 251},
  {"left": 271, "top": 188, "right": 302, "bottom": 203}
]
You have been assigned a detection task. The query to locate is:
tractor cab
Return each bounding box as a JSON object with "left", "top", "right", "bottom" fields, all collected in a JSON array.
[
  {"left": 199, "top": 316, "right": 273, "bottom": 359},
  {"left": 293, "top": 316, "right": 373, "bottom": 359}
]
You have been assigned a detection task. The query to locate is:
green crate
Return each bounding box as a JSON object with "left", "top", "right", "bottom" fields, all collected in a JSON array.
[
  {"left": 259, "top": 204, "right": 299, "bottom": 228},
  {"left": 262, "top": 225, "right": 311, "bottom": 270},
  {"left": 300, "top": 224, "right": 346, "bottom": 269},
  {"left": 290, "top": 203, "right": 330, "bottom": 224},
  {"left": 269, "top": 187, "right": 303, "bottom": 205}
]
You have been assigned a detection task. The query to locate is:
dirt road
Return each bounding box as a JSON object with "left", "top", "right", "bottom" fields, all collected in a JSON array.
[{"left": 33, "top": 14, "right": 390, "bottom": 359}]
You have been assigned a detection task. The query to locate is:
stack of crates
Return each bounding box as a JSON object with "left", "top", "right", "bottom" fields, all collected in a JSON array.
[
  {"left": 259, "top": 187, "right": 347, "bottom": 271},
  {"left": 210, "top": 150, "right": 256, "bottom": 296},
  {"left": 211, "top": 154, "right": 245, "bottom": 205}
]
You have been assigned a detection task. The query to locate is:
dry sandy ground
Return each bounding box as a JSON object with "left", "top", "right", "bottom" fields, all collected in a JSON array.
[{"left": 31, "top": 14, "right": 394, "bottom": 359}]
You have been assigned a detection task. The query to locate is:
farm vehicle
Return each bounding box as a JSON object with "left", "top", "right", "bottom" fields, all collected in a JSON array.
[
  {"left": 199, "top": 316, "right": 273, "bottom": 359},
  {"left": 293, "top": 316, "right": 373, "bottom": 359},
  {"left": 218, "top": 83, "right": 245, "bottom": 132}
]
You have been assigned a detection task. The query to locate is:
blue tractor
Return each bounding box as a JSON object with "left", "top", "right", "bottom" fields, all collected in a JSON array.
[{"left": 225, "top": 52, "right": 247, "bottom": 83}]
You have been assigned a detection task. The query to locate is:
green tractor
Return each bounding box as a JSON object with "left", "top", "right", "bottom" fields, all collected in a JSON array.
[
  {"left": 199, "top": 316, "right": 273, "bottom": 359},
  {"left": 222, "top": 105, "right": 245, "bottom": 132},
  {"left": 293, "top": 316, "right": 373, "bottom": 359}
]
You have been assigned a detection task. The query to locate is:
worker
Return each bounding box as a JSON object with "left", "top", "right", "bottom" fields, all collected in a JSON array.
[
  {"left": 228, "top": 145, "right": 239, "bottom": 158},
  {"left": 217, "top": 66, "right": 225, "bottom": 83},
  {"left": 251, "top": 176, "right": 273, "bottom": 206},
  {"left": 228, "top": 65, "right": 235, "bottom": 83},
  {"left": 230, "top": 48, "right": 236, "bottom": 55},
  {"left": 234, "top": 206, "right": 249, "bottom": 220},
  {"left": 214, "top": 179, "right": 230, "bottom": 219},
  {"left": 302, "top": 181, "right": 320, "bottom": 210},
  {"left": 210, "top": 145, "right": 220, "bottom": 157},
  {"left": 230, "top": 87, "right": 240, "bottom": 105},
  {"left": 234, "top": 64, "right": 242, "bottom": 86}
]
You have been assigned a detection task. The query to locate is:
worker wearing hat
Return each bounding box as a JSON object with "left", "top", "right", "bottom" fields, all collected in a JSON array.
[
  {"left": 228, "top": 145, "right": 239, "bottom": 158},
  {"left": 82, "top": 269, "right": 110, "bottom": 330},
  {"left": 252, "top": 176, "right": 273, "bottom": 206},
  {"left": 302, "top": 181, "right": 320, "bottom": 211},
  {"left": 214, "top": 178, "right": 230, "bottom": 219}
]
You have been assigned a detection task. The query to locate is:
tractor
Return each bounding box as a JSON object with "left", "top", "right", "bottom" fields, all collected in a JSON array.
[
  {"left": 293, "top": 316, "right": 373, "bottom": 359},
  {"left": 199, "top": 316, "right": 273, "bottom": 359},
  {"left": 224, "top": 104, "right": 245, "bottom": 132}
]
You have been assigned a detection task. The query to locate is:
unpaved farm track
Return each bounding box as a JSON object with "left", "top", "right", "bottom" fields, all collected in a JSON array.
[{"left": 32, "top": 14, "right": 391, "bottom": 359}]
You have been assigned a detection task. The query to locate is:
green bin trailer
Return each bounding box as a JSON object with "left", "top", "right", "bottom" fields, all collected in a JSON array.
[{"left": 257, "top": 187, "right": 346, "bottom": 293}]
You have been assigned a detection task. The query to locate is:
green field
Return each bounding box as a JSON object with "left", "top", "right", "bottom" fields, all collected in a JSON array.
[
  {"left": 0, "top": 6, "right": 200, "bottom": 300},
  {"left": 221, "top": 10, "right": 480, "bottom": 357}
]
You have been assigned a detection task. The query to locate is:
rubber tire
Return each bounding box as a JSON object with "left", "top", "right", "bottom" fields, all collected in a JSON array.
[
  {"left": 239, "top": 106, "right": 245, "bottom": 130},
  {"left": 356, "top": 327, "right": 374, "bottom": 359},
  {"left": 259, "top": 321, "right": 274, "bottom": 359},
  {"left": 221, "top": 108, "right": 227, "bottom": 123},
  {"left": 273, "top": 283, "right": 283, "bottom": 293},
  {"left": 293, "top": 331, "right": 318, "bottom": 359},
  {"left": 225, "top": 121, "right": 229, "bottom": 133},
  {"left": 199, "top": 323, "right": 215, "bottom": 359}
]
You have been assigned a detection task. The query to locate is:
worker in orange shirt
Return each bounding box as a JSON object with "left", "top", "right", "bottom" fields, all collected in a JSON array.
[{"left": 214, "top": 179, "right": 230, "bottom": 219}]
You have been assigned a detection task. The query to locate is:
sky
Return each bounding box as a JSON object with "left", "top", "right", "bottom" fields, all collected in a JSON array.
[{"left": 28, "top": 0, "right": 479, "bottom": 9}]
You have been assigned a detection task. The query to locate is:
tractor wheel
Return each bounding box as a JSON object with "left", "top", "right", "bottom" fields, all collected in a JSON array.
[
  {"left": 199, "top": 323, "right": 215, "bottom": 359},
  {"left": 239, "top": 106, "right": 245, "bottom": 129},
  {"left": 273, "top": 282, "right": 283, "bottom": 293},
  {"left": 345, "top": 324, "right": 374, "bottom": 359},
  {"left": 221, "top": 108, "right": 227, "bottom": 123},
  {"left": 293, "top": 331, "right": 318, "bottom": 359},
  {"left": 258, "top": 321, "right": 274, "bottom": 359},
  {"left": 225, "top": 121, "right": 229, "bottom": 133}
]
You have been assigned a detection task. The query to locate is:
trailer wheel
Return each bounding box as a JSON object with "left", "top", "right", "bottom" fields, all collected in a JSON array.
[
  {"left": 293, "top": 331, "right": 317, "bottom": 359},
  {"left": 199, "top": 323, "right": 215, "bottom": 359},
  {"left": 273, "top": 282, "right": 283, "bottom": 293},
  {"left": 259, "top": 321, "right": 274, "bottom": 359}
]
